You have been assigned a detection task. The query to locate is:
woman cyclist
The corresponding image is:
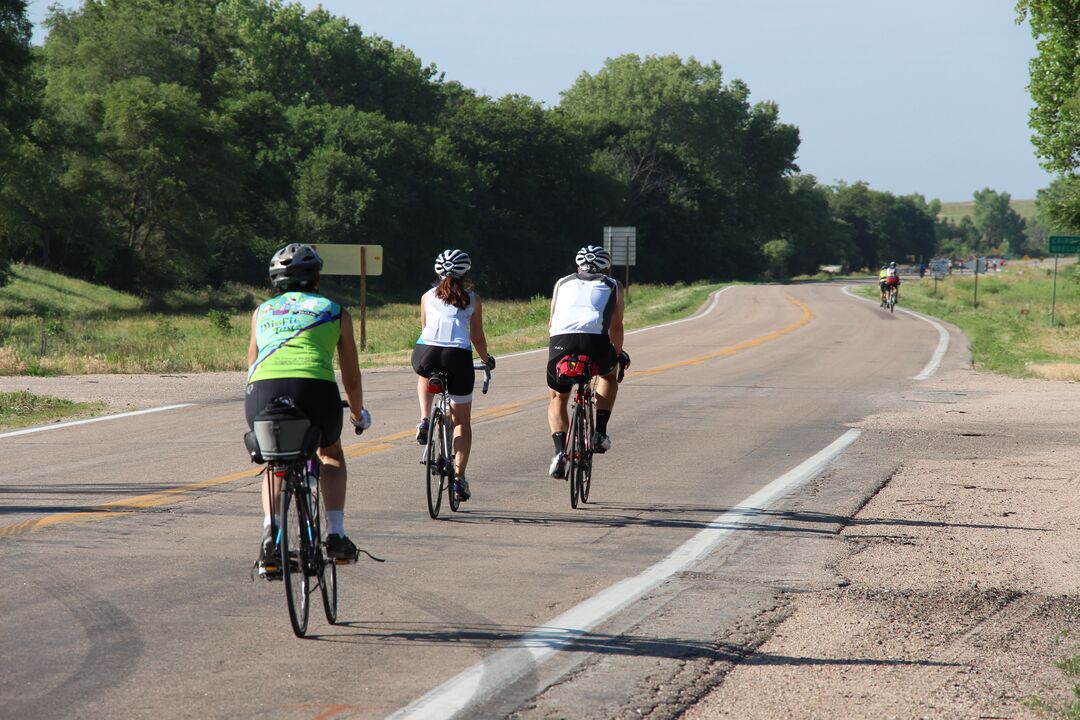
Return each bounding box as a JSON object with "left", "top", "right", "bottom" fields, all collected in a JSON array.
[
  {"left": 411, "top": 249, "right": 495, "bottom": 502},
  {"left": 246, "top": 243, "right": 371, "bottom": 575}
]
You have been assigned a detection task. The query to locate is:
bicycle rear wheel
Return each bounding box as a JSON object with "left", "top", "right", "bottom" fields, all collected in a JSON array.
[
  {"left": 568, "top": 404, "right": 582, "bottom": 509},
  {"left": 425, "top": 408, "right": 444, "bottom": 519},
  {"left": 280, "top": 481, "right": 310, "bottom": 637}
]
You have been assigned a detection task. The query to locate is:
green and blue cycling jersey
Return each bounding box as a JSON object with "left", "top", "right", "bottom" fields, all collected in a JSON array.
[{"left": 248, "top": 292, "right": 341, "bottom": 383}]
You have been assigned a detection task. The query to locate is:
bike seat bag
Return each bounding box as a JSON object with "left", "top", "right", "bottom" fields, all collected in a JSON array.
[
  {"left": 244, "top": 396, "right": 321, "bottom": 463},
  {"left": 555, "top": 354, "right": 598, "bottom": 385}
]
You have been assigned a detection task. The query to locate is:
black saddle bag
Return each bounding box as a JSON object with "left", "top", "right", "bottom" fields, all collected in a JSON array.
[{"left": 243, "top": 396, "right": 321, "bottom": 463}]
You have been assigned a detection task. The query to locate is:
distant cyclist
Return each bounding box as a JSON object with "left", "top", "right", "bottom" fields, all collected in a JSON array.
[
  {"left": 878, "top": 265, "right": 889, "bottom": 303},
  {"left": 884, "top": 261, "right": 901, "bottom": 301},
  {"left": 546, "top": 245, "right": 628, "bottom": 478},
  {"left": 246, "top": 243, "right": 371, "bottom": 574},
  {"left": 412, "top": 249, "right": 494, "bottom": 502}
]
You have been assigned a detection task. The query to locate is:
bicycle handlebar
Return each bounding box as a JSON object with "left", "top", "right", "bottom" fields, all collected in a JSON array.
[{"left": 473, "top": 363, "right": 492, "bottom": 394}]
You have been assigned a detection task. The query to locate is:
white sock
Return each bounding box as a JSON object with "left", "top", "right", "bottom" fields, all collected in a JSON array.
[
  {"left": 327, "top": 511, "right": 345, "bottom": 536},
  {"left": 263, "top": 515, "right": 280, "bottom": 529}
]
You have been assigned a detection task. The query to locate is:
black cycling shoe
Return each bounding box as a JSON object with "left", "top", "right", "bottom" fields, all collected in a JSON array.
[
  {"left": 454, "top": 477, "right": 471, "bottom": 501},
  {"left": 257, "top": 527, "right": 281, "bottom": 579},
  {"left": 415, "top": 418, "right": 429, "bottom": 445},
  {"left": 325, "top": 533, "right": 359, "bottom": 563}
]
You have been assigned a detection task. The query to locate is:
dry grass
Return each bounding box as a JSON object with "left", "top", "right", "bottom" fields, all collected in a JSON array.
[{"left": 1025, "top": 362, "right": 1080, "bottom": 381}]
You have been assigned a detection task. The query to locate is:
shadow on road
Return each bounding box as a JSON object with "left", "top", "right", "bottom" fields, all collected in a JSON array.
[
  {"left": 439, "top": 502, "right": 1048, "bottom": 535},
  {"left": 309, "top": 621, "right": 964, "bottom": 670}
]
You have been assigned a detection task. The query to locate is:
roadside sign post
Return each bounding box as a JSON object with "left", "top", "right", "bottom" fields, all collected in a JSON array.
[
  {"left": 360, "top": 246, "right": 368, "bottom": 349},
  {"left": 603, "top": 226, "right": 636, "bottom": 293},
  {"left": 973, "top": 256, "right": 985, "bottom": 308},
  {"left": 930, "top": 258, "right": 948, "bottom": 297},
  {"left": 1052, "top": 253, "right": 1059, "bottom": 326},
  {"left": 311, "top": 243, "right": 384, "bottom": 350},
  {"left": 1048, "top": 236, "right": 1080, "bottom": 326}
]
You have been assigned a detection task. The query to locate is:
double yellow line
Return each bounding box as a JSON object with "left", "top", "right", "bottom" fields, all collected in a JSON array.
[{"left": 1, "top": 294, "right": 812, "bottom": 538}]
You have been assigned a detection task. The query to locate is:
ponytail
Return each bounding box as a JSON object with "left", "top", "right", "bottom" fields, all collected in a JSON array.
[{"left": 434, "top": 276, "right": 472, "bottom": 309}]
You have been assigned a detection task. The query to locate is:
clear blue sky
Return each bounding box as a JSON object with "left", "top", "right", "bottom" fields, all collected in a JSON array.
[{"left": 26, "top": 0, "right": 1055, "bottom": 202}]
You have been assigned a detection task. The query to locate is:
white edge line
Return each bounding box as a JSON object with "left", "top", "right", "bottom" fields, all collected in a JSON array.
[
  {"left": 840, "top": 285, "right": 950, "bottom": 380},
  {"left": 497, "top": 286, "right": 735, "bottom": 360},
  {"left": 0, "top": 403, "right": 195, "bottom": 439},
  {"left": 388, "top": 427, "right": 863, "bottom": 720}
]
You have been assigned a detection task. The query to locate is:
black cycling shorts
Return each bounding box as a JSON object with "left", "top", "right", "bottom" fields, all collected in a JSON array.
[
  {"left": 245, "top": 378, "right": 343, "bottom": 449},
  {"left": 411, "top": 345, "right": 475, "bottom": 397},
  {"left": 547, "top": 333, "right": 617, "bottom": 392}
]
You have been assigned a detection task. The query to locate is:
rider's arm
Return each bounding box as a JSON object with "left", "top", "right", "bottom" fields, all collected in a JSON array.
[
  {"left": 609, "top": 284, "right": 625, "bottom": 355},
  {"left": 337, "top": 309, "right": 364, "bottom": 420},
  {"left": 419, "top": 292, "right": 427, "bottom": 329},
  {"left": 469, "top": 294, "right": 492, "bottom": 364},
  {"left": 246, "top": 310, "right": 259, "bottom": 366}
]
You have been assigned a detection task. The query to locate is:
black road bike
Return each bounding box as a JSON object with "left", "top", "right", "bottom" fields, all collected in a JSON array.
[
  {"left": 422, "top": 362, "right": 491, "bottom": 519},
  {"left": 556, "top": 354, "right": 628, "bottom": 509},
  {"left": 881, "top": 284, "right": 897, "bottom": 313},
  {"left": 246, "top": 398, "right": 367, "bottom": 637}
]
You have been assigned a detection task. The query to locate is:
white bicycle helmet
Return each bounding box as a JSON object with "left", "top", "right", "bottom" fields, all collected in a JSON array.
[
  {"left": 434, "top": 249, "right": 471, "bottom": 278},
  {"left": 576, "top": 245, "right": 611, "bottom": 272},
  {"left": 269, "top": 243, "right": 323, "bottom": 289}
]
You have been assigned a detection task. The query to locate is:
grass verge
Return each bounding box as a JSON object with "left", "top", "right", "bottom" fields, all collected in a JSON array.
[
  {"left": 855, "top": 264, "right": 1080, "bottom": 378},
  {"left": 1024, "top": 652, "right": 1080, "bottom": 718},
  {"left": 0, "top": 264, "right": 722, "bottom": 374},
  {"left": 0, "top": 390, "right": 106, "bottom": 431}
]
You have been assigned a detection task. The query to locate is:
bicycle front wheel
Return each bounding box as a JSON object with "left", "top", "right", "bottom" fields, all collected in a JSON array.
[
  {"left": 445, "top": 413, "right": 460, "bottom": 513},
  {"left": 280, "top": 482, "right": 310, "bottom": 637},
  {"left": 319, "top": 558, "right": 337, "bottom": 624},
  {"left": 579, "top": 405, "right": 594, "bottom": 504},
  {"left": 313, "top": 482, "right": 338, "bottom": 624},
  {"left": 425, "top": 409, "right": 444, "bottom": 519}
]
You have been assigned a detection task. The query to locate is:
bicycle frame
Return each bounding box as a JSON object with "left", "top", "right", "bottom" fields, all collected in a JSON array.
[
  {"left": 564, "top": 373, "right": 596, "bottom": 509},
  {"left": 422, "top": 362, "right": 490, "bottom": 518}
]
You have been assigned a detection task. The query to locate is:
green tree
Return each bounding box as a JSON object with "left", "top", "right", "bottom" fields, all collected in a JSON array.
[
  {"left": 559, "top": 54, "right": 799, "bottom": 282},
  {"left": 1017, "top": 1, "right": 1080, "bottom": 174},
  {"left": 972, "top": 187, "right": 1026, "bottom": 255},
  {"left": 223, "top": 0, "right": 443, "bottom": 124},
  {"left": 827, "top": 182, "right": 937, "bottom": 269},
  {"left": 0, "top": 0, "right": 33, "bottom": 283}
]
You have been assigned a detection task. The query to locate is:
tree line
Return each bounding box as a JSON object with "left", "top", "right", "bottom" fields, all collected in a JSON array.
[{"left": 0, "top": 0, "right": 1025, "bottom": 300}]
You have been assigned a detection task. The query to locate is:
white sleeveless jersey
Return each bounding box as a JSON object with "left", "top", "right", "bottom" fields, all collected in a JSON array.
[
  {"left": 549, "top": 274, "right": 618, "bottom": 336},
  {"left": 417, "top": 289, "right": 474, "bottom": 349}
]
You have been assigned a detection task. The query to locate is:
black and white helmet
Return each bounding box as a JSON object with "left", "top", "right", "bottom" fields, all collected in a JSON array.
[
  {"left": 269, "top": 243, "right": 323, "bottom": 289},
  {"left": 575, "top": 245, "right": 611, "bottom": 273},
  {"left": 434, "top": 248, "right": 471, "bottom": 278}
]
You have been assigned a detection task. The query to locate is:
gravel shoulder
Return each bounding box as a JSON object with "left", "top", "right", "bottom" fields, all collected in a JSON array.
[{"left": 685, "top": 364, "right": 1080, "bottom": 719}]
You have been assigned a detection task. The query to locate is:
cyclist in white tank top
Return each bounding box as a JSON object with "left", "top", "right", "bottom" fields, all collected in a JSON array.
[
  {"left": 546, "top": 246, "right": 628, "bottom": 478},
  {"left": 411, "top": 249, "right": 494, "bottom": 502},
  {"left": 418, "top": 288, "right": 475, "bottom": 348}
]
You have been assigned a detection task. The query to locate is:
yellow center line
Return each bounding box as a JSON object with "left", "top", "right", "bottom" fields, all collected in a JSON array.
[
  {"left": 634, "top": 294, "right": 812, "bottom": 376},
  {"left": 1, "top": 293, "right": 812, "bottom": 538}
]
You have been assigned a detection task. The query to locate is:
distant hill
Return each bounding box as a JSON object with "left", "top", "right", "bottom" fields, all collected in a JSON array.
[{"left": 938, "top": 199, "right": 1037, "bottom": 224}]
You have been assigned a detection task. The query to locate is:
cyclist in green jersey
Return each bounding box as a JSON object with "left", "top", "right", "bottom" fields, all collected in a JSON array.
[{"left": 246, "top": 243, "right": 371, "bottom": 574}]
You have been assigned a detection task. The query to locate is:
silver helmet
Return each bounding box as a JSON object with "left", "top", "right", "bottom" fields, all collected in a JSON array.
[
  {"left": 434, "top": 248, "right": 471, "bottom": 278},
  {"left": 269, "top": 243, "right": 323, "bottom": 289},
  {"left": 575, "top": 245, "right": 611, "bottom": 272}
]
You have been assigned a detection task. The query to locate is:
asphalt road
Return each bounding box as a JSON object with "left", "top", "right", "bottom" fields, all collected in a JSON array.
[{"left": 0, "top": 283, "right": 961, "bottom": 719}]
